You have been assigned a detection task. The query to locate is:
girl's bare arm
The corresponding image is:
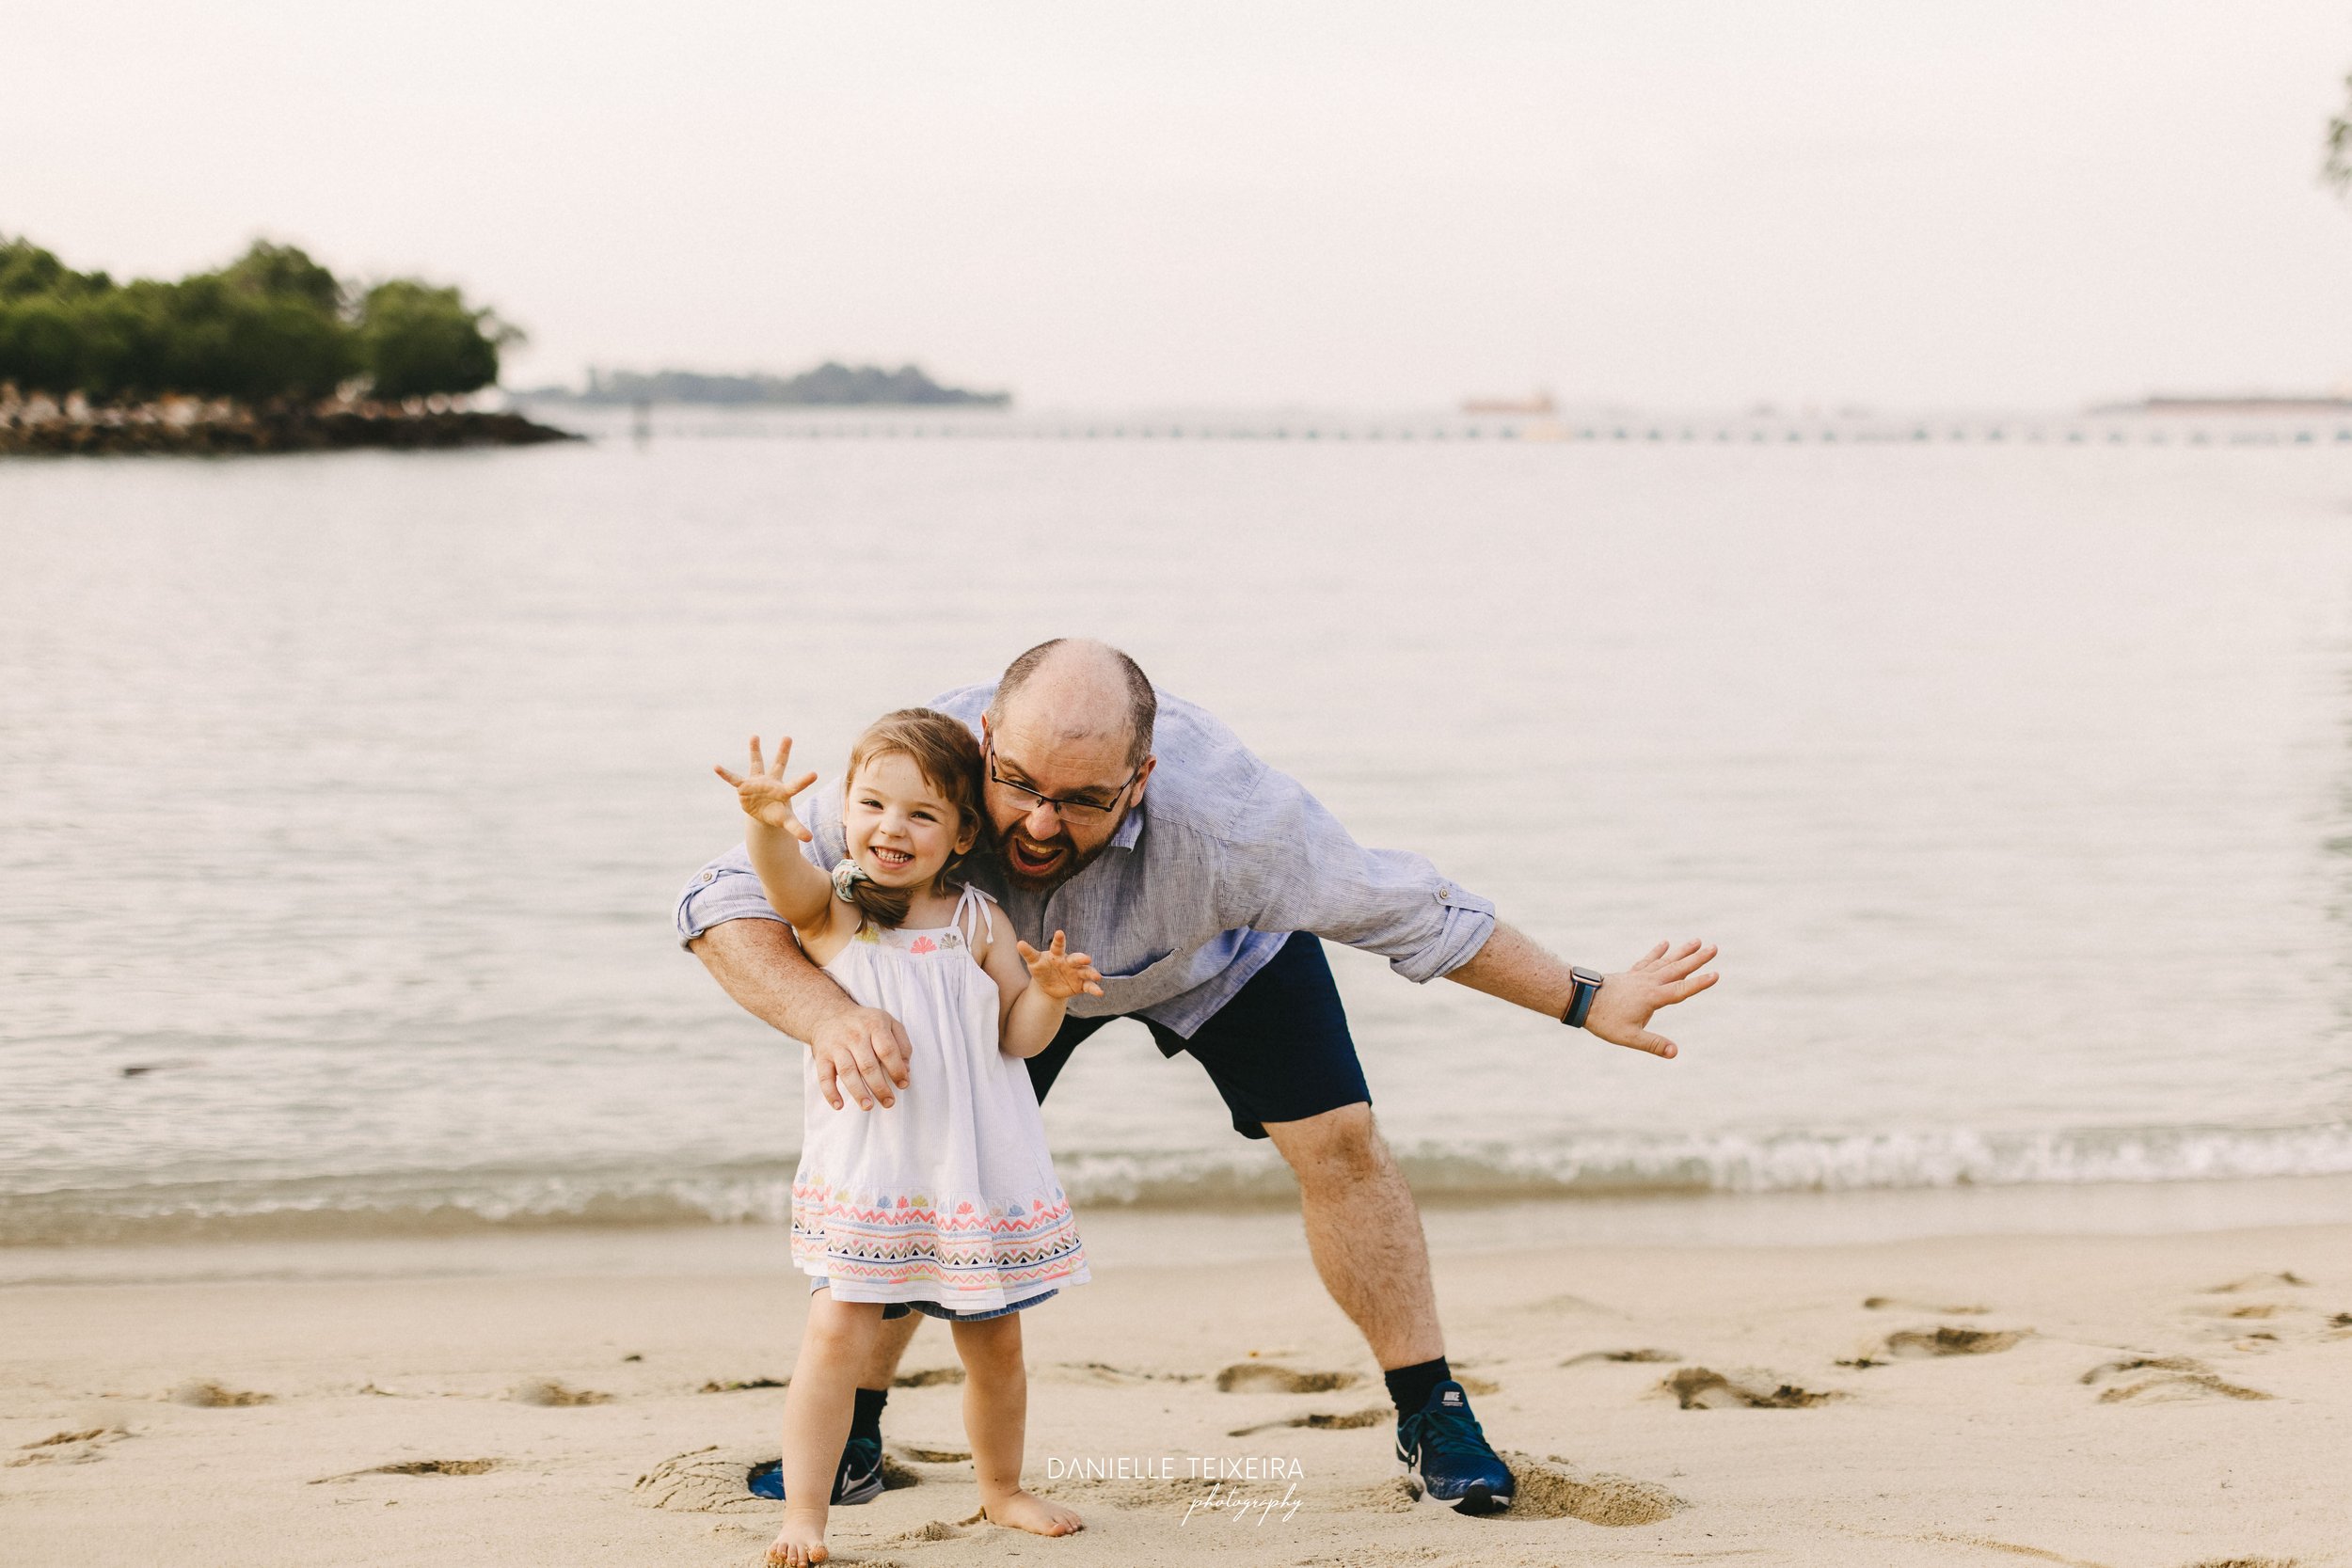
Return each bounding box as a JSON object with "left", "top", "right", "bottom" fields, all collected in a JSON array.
[{"left": 983, "top": 927, "right": 1104, "bottom": 1059}]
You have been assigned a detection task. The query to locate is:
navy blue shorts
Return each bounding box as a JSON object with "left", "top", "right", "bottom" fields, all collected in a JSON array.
[{"left": 1024, "top": 931, "right": 1370, "bottom": 1139}]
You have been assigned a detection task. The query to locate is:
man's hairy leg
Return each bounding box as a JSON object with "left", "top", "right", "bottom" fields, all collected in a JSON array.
[
  {"left": 865, "top": 1310, "right": 922, "bottom": 1388},
  {"left": 1263, "top": 1102, "right": 1443, "bottom": 1369},
  {"left": 691, "top": 918, "right": 914, "bottom": 1110}
]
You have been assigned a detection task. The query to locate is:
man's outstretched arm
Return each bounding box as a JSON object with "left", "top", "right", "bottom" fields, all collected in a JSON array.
[
  {"left": 1444, "top": 920, "right": 1719, "bottom": 1059},
  {"left": 690, "top": 918, "right": 915, "bottom": 1110},
  {"left": 1219, "top": 768, "right": 1720, "bottom": 1057}
]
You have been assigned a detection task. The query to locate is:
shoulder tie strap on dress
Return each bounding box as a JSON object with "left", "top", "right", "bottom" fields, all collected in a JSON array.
[{"left": 953, "top": 882, "right": 996, "bottom": 947}]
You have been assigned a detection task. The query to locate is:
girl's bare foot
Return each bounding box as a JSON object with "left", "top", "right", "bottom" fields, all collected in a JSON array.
[
  {"left": 765, "top": 1507, "right": 830, "bottom": 1565},
  {"left": 983, "top": 1488, "right": 1085, "bottom": 1537}
]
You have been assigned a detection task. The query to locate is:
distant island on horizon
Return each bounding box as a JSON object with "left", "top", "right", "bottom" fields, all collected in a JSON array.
[
  {"left": 2090, "top": 392, "right": 2352, "bottom": 416},
  {"left": 521, "top": 363, "right": 1011, "bottom": 408}
]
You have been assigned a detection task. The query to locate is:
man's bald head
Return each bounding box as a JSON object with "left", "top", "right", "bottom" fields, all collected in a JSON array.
[{"left": 986, "top": 639, "right": 1156, "bottom": 768}]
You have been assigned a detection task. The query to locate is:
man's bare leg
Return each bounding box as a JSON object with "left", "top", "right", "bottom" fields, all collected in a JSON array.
[
  {"left": 950, "top": 1313, "right": 1082, "bottom": 1538},
  {"left": 863, "top": 1311, "right": 922, "bottom": 1388},
  {"left": 1263, "top": 1102, "right": 1443, "bottom": 1369}
]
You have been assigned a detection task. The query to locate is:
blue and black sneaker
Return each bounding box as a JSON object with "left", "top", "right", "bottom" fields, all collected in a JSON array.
[
  {"left": 1394, "top": 1381, "right": 1514, "bottom": 1515},
  {"left": 746, "top": 1434, "right": 885, "bottom": 1506}
]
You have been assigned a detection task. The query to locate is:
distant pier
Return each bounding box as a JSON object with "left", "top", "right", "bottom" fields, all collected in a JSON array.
[{"left": 552, "top": 407, "right": 2352, "bottom": 448}]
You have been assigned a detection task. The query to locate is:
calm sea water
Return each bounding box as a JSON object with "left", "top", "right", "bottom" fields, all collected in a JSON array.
[{"left": 6, "top": 412, "right": 2352, "bottom": 1243}]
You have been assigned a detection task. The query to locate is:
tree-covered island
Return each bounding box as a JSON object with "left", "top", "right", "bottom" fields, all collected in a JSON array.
[
  {"left": 0, "top": 237, "right": 575, "bottom": 454},
  {"left": 523, "top": 363, "right": 1011, "bottom": 407}
]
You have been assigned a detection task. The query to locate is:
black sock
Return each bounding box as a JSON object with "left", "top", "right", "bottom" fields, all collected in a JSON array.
[
  {"left": 850, "top": 1386, "right": 889, "bottom": 1443},
  {"left": 1384, "top": 1356, "right": 1452, "bottom": 1419}
]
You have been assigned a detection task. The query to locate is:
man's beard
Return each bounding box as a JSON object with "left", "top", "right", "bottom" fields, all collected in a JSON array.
[{"left": 994, "top": 823, "right": 1108, "bottom": 895}]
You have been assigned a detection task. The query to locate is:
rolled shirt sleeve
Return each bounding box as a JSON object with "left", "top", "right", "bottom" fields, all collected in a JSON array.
[
  {"left": 673, "top": 844, "right": 782, "bottom": 947},
  {"left": 675, "top": 784, "right": 848, "bottom": 948},
  {"left": 1221, "top": 768, "right": 1496, "bottom": 983}
]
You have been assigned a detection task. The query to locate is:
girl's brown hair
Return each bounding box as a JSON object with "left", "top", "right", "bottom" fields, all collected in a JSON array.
[{"left": 839, "top": 707, "right": 986, "bottom": 928}]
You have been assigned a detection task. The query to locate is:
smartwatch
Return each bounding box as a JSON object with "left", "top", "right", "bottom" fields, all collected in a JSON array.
[{"left": 1561, "top": 967, "right": 1604, "bottom": 1029}]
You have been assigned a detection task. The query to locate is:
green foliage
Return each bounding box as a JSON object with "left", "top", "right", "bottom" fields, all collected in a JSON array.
[
  {"left": 0, "top": 239, "right": 119, "bottom": 394},
  {"left": 2329, "top": 73, "right": 2352, "bottom": 196},
  {"left": 0, "top": 293, "right": 84, "bottom": 394},
  {"left": 0, "top": 238, "right": 110, "bottom": 304},
  {"left": 0, "top": 236, "right": 517, "bottom": 407},
  {"left": 220, "top": 240, "right": 342, "bottom": 315},
  {"left": 356, "top": 280, "right": 517, "bottom": 403}
]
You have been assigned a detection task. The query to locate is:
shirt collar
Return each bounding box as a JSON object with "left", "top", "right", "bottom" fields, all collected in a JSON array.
[{"left": 1108, "top": 796, "right": 1147, "bottom": 851}]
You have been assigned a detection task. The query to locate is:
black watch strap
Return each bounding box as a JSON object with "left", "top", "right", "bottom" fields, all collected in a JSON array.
[{"left": 1562, "top": 967, "right": 1604, "bottom": 1029}]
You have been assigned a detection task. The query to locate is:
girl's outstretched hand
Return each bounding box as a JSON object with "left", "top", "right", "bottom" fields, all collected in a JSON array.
[
  {"left": 1016, "top": 931, "right": 1104, "bottom": 1002},
  {"left": 714, "top": 735, "right": 820, "bottom": 842}
]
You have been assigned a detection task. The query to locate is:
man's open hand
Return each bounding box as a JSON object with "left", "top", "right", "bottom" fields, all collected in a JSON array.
[
  {"left": 1584, "top": 940, "right": 1719, "bottom": 1059},
  {"left": 810, "top": 1006, "right": 914, "bottom": 1110}
]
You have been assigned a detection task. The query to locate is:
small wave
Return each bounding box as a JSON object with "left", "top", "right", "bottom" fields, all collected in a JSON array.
[
  {"left": 6, "top": 1121, "right": 2351, "bottom": 1246},
  {"left": 1389, "top": 1121, "right": 2352, "bottom": 1197}
]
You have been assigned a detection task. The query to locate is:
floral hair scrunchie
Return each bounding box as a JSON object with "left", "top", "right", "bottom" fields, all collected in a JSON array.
[{"left": 831, "top": 860, "right": 873, "bottom": 902}]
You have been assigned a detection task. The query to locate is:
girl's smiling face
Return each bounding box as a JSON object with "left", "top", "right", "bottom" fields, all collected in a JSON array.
[{"left": 844, "top": 749, "right": 979, "bottom": 889}]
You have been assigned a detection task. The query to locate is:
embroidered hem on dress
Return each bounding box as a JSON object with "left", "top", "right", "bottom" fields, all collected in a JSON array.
[{"left": 789, "top": 1177, "right": 1087, "bottom": 1306}]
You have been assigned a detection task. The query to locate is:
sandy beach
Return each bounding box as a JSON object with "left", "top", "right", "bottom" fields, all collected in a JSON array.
[{"left": 4, "top": 1204, "right": 2345, "bottom": 1568}]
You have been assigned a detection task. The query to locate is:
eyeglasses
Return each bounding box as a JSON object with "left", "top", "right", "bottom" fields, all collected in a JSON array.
[{"left": 985, "top": 740, "right": 1142, "bottom": 822}]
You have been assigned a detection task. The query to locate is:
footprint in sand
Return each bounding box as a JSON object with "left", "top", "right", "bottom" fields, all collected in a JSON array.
[
  {"left": 634, "top": 1447, "right": 924, "bottom": 1513},
  {"left": 509, "top": 1379, "right": 612, "bottom": 1406},
  {"left": 1562, "top": 1348, "right": 1681, "bottom": 1367},
  {"left": 2204, "top": 1272, "right": 2310, "bottom": 1293},
  {"left": 310, "top": 1458, "right": 501, "bottom": 1483},
  {"left": 168, "top": 1379, "right": 272, "bottom": 1407},
  {"left": 891, "top": 1442, "right": 971, "bottom": 1464},
  {"left": 885, "top": 1520, "right": 967, "bottom": 1544},
  {"left": 1501, "top": 1451, "right": 1686, "bottom": 1525},
  {"left": 893, "top": 1366, "right": 965, "bottom": 1387},
  {"left": 632, "top": 1448, "right": 776, "bottom": 1514},
  {"left": 1226, "top": 1406, "right": 1391, "bottom": 1436},
  {"left": 1347, "top": 1452, "right": 1684, "bottom": 1525},
  {"left": 697, "top": 1376, "right": 787, "bottom": 1393},
  {"left": 1213, "top": 1363, "right": 1362, "bottom": 1394},
  {"left": 1660, "top": 1368, "right": 1838, "bottom": 1409},
  {"left": 2186, "top": 1300, "right": 2328, "bottom": 1346},
  {"left": 2080, "top": 1356, "right": 2271, "bottom": 1404},
  {"left": 1883, "top": 1326, "right": 2026, "bottom": 1359},
  {"left": 2203, "top": 1304, "right": 2285, "bottom": 1320},
  {"left": 1864, "top": 1296, "right": 1990, "bottom": 1315},
  {"left": 1041, "top": 1361, "right": 1201, "bottom": 1386},
  {"left": 7, "top": 1426, "right": 128, "bottom": 1467}
]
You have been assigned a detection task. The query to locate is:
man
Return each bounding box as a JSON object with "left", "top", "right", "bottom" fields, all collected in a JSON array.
[{"left": 676, "top": 639, "right": 1718, "bottom": 1516}]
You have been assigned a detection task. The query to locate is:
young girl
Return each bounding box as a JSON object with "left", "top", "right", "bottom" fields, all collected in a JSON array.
[{"left": 715, "top": 708, "right": 1101, "bottom": 1568}]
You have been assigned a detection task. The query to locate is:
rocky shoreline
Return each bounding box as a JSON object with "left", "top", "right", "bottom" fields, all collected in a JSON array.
[{"left": 0, "top": 406, "right": 581, "bottom": 456}]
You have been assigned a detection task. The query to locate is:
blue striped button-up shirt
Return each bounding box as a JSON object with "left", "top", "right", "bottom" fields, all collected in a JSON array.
[{"left": 675, "top": 683, "right": 1496, "bottom": 1038}]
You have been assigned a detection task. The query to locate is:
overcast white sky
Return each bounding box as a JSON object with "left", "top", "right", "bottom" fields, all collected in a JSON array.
[{"left": 8, "top": 2, "right": 2352, "bottom": 410}]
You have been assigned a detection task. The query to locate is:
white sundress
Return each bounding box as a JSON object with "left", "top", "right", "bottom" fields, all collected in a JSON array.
[{"left": 791, "top": 882, "right": 1089, "bottom": 1314}]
